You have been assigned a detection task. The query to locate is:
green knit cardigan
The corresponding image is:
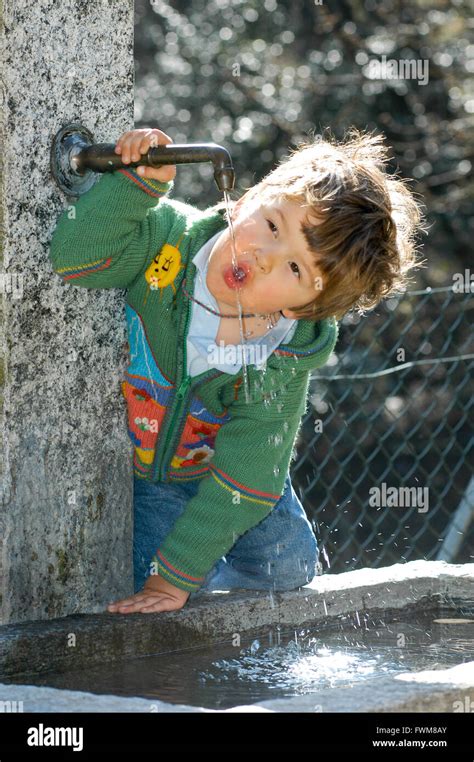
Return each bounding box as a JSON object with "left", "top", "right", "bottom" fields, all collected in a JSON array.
[{"left": 49, "top": 168, "right": 339, "bottom": 592}]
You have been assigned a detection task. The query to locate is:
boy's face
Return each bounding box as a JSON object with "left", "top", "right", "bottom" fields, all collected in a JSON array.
[{"left": 206, "top": 193, "right": 324, "bottom": 319}]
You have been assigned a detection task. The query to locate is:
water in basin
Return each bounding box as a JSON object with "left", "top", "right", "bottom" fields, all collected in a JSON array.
[{"left": 3, "top": 605, "right": 474, "bottom": 710}]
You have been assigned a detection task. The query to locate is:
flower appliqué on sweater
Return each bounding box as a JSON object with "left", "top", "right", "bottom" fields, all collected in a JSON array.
[{"left": 171, "top": 420, "right": 219, "bottom": 469}]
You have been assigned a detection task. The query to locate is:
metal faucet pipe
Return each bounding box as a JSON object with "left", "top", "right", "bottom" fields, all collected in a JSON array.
[{"left": 51, "top": 122, "right": 235, "bottom": 196}]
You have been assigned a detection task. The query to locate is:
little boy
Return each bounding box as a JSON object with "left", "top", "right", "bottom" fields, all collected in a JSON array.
[{"left": 49, "top": 126, "right": 424, "bottom": 614}]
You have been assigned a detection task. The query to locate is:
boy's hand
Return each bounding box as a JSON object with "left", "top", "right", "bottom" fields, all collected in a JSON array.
[
  {"left": 106, "top": 571, "right": 190, "bottom": 614},
  {"left": 114, "top": 127, "right": 177, "bottom": 183}
]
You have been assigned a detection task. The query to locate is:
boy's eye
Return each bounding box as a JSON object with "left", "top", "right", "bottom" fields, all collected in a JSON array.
[
  {"left": 266, "top": 218, "right": 278, "bottom": 235},
  {"left": 266, "top": 217, "right": 301, "bottom": 280},
  {"left": 289, "top": 262, "right": 301, "bottom": 279}
]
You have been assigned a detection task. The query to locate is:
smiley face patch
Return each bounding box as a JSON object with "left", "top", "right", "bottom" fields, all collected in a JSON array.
[{"left": 143, "top": 235, "right": 186, "bottom": 306}]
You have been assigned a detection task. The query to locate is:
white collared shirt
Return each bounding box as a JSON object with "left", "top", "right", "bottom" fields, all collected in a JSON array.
[{"left": 186, "top": 231, "right": 297, "bottom": 377}]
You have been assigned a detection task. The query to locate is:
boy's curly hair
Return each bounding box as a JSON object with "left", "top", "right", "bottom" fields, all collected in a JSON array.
[{"left": 214, "top": 127, "right": 428, "bottom": 322}]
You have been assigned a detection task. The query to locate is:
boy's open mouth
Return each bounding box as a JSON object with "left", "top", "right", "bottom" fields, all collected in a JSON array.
[{"left": 223, "top": 262, "right": 252, "bottom": 290}]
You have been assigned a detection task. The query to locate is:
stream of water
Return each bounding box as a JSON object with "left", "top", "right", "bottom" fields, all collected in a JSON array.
[{"left": 222, "top": 189, "right": 251, "bottom": 403}]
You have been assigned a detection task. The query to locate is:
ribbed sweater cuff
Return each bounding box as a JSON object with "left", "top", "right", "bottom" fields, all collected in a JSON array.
[{"left": 116, "top": 168, "right": 174, "bottom": 198}]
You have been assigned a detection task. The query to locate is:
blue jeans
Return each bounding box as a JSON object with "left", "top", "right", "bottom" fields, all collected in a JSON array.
[{"left": 133, "top": 472, "right": 321, "bottom": 598}]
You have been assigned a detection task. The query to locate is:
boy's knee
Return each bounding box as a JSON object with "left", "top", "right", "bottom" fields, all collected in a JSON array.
[{"left": 275, "top": 537, "right": 320, "bottom": 589}]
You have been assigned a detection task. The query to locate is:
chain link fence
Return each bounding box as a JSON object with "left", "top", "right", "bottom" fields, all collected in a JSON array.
[{"left": 292, "top": 285, "right": 474, "bottom": 574}]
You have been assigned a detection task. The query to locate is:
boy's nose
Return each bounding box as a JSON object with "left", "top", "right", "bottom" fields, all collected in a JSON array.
[{"left": 255, "top": 251, "right": 274, "bottom": 273}]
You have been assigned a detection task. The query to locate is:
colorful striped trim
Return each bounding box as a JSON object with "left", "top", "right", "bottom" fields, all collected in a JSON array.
[
  {"left": 152, "top": 550, "right": 205, "bottom": 591},
  {"left": 169, "top": 466, "right": 210, "bottom": 481},
  {"left": 274, "top": 345, "right": 318, "bottom": 358},
  {"left": 57, "top": 257, "right": 113, "bottom": 280},
  {"left": 274, "top": 319, "right": 337, "bottom": 359},
  {"left": 117, "top": 168, "right": 172, "bottom": 197},
  {"left": 133, "top": 451, "right": 152, "bottom": 476},
  {"left": 209, "top": 464, "right": 280, "bottom": 508}
]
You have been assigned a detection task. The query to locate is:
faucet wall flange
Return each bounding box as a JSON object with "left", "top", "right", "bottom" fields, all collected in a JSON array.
[{"left": 50, "top": 122, "right": 98, "bottom": 197}]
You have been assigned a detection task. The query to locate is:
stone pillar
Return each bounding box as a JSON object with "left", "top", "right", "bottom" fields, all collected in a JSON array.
[{"left": 0, "top": 0, "right": 135, "bottom": 623}]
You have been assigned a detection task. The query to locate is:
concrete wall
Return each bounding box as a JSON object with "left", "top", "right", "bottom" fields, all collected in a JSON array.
[{"left": 0, "top": 0, "right": 136, "bottom": 623}]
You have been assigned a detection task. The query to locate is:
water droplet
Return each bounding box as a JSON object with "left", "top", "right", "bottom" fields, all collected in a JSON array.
[{"left": 249, "top": 639, "right": 260, "bottom": 654}]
